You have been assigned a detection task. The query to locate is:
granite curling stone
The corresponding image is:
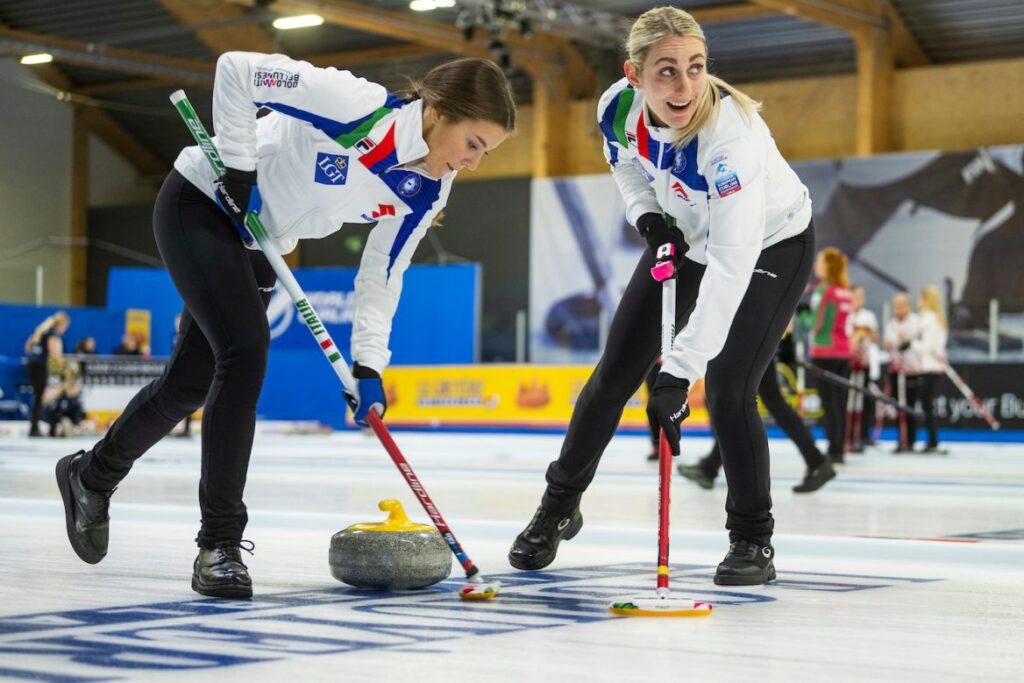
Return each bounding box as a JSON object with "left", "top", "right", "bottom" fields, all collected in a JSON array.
[{"left": 329, "top": 499, "right": 452, "bottom": 590}]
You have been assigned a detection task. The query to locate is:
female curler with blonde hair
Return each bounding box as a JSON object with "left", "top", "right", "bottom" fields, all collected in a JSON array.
[
  {"left": 512, "top": 5, "right": 817, "bottom": 586},
  {"left": 25, "top": 311, "right": 70, "bottom": 437},
  {"left": 909, "top": 285, "right": 949, "bottom": 452}
]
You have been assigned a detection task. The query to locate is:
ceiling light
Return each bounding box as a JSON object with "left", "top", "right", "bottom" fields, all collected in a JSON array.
[
  {"left": 410, "top": 0, "right": 456, "bottom": 11},
  {"left": 20, "top": 53, "right": 53, "bottom": 65},
  {"left": 272, "top": 14, "right": 325, "bottom": 30}
]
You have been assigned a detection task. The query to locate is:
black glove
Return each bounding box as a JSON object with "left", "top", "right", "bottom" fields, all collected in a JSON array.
[
  {"left": 646, "top": 373, "right": 690, "bottom": 456},
  {"left": 344, "top": 362, "right": 386, "bottom": 427},
  {"left": 636, "top": 213, "right": 686, "bottom": 264},
  {"left": 213, "top": 167, "right": 261, "bottom": 245}
]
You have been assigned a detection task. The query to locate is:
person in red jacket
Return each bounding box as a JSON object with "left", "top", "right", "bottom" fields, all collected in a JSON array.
[{"left": 809, "top": 247, "right": 852, "bottom": 462}]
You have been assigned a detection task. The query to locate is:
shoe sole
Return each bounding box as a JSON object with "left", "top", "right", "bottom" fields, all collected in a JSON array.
[
  {"left": 55, "top": 454, "right": 106, "bottom": 565},
  {"left": 508, "top": 513, "right": 583, "bottom": 571},
  {"left": 713, "top": 565, "right": 776, "bottom": 586},
  {"left": 191, "top": 576, "right": 253, "bottom": 599}
]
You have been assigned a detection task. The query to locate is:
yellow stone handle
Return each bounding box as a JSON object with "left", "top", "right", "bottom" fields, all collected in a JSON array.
[
  {"left": 345, "top": 499, "right": 435, "bottom": 533},
  {"left": 378, "top": 499, "right": 412, "bottom": 527}
]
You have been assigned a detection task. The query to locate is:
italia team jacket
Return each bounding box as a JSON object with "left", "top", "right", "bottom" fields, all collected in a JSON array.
[
  {"left": 175, "top": 52, "right": 453, "bottom": 374},
  {"left": 598, "top": 78, "right": 813, "bottom": 385}
]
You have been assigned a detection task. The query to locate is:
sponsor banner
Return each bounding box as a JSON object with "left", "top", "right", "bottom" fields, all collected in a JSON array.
[
  {"left": 371, "top": 365, "right": 710, "bottom": 430},
  {"left": 530, "top": 145, "right": 1024, "bottom": 364},
  {"left": 72, "top": 355, "right": 181, "bottom": 428},
  {"left": 930, "top": 363, "right": 1024, "bottom": 430}
]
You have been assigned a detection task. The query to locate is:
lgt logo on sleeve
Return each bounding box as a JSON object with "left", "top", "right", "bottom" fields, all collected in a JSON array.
[{"left": 314, "top": 152, "right": 350, "bottom": 185}]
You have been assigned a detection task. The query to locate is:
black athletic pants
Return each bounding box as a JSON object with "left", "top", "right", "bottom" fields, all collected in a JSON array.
[
  {"left": 908, "top": 373, "right": 940, "bottom": 448},
  {"left": 644, "top": 363, "right": 660, "bottom": 451},
  {"left": 27, "top": 361, "right": 48, "bottom": 435},
  {"left": 813, "top": 358, "right": 849, "bottom": 456},
  {"left": 699, "top": 363, "right": 825, "bottom": 474},
  {"left": 543, "top": 225, "right": 815, "bottom": 546},
  {"left": 80, "top": 170, "right": 276, "bottom": 546}
]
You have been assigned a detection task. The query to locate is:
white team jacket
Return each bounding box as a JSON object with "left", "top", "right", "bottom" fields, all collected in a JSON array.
[
  {"left": 909, "top": 311, "right": 948, "bottom": 375},
  {"left": 598, "top": 78, "right": 812, "bottom": 384},
  {"left": 175, "top": 52, "right": 454, "bottom": 373},
  {"left": 883, "top": 313, "right": 921, "bottom": 372}
]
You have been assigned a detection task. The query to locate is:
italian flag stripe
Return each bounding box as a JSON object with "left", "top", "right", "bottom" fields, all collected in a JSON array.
[
  {"left": 320, "top": 339, "right": 333, "bottom": 350},
  {"left": 612, "top": 88, "right": 635, "bottom": 148},
  {"left": 636, "top": 110, "right": 650, "bottom": 161},
  {"left": 328, "top": 352, "right": 341, "bottom": 363},
  {"left": 334, "top": 106, "right": 392, "bottom": 148},
  {"left": 359, "top": 122, "right": 397, "bottom": 170}
]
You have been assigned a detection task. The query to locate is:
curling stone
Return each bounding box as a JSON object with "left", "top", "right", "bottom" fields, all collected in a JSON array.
[{"left": 329, "top": 499, "right": 452, "bottom": 590}]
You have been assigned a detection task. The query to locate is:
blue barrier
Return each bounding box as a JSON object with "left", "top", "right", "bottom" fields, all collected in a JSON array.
[
  {"left": 0, "top": 304, "right": 125, "bottom": 357},
  {"left": 105, "top": 263, "right": 479, "bottom": 364}
]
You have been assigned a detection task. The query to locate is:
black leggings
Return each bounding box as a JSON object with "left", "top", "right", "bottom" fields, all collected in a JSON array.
[
  {"left": 27, "top": 361, "right": 48, "bottom": 434},
  {"left": 544, "top": 225, "right": 815, "bottom": 545},
  {"left": 812, "top": 358, "right": 849, "bottom": 456},
  {"left": 81, "top": 170, "right": 276, "bottom": 546},
  {"left": 700, "top": 363, "right": 825, "bottom": 474},
  {"left": 909, "top": 373, "right": 940, "bottom": 448}
]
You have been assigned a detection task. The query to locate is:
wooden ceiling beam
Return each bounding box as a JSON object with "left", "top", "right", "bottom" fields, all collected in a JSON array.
[
  {"left": 158, "top": 0, "right": 276, "bottom": 53},
  {"left": 1, "top": 22, "right": 165, "bottom": 175},
  {"left": 746, "top": 0, "right": 882, "bottom": 33},
  {"left": 690, "top": 3, "right": 778, "bottom": 23},
  {"left": 0, "top": 25, "right": 214, "bottom": 86},
  {"left": 746, "top": 0, "right": 927, "bottom": 66},
  {"left": 74, "top": 78, "right": 172, "bottom": 96},
  {"left": 71, "top": 44, "right": 448, "bottom": 96},
  {"left": 305, "top": 43, "right": 448, "bottom": 68},
  {"left": 237, "top": 0, "right": 595, "bottom": 97}
]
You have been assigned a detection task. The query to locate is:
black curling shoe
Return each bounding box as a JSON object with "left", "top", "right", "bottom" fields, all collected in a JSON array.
[
  {"left": 677, "top": 462, "right": 716, "bottom": 490},
  {"left": 508, "top": 506, "right": 583, "bottom": 570},
  {"left": 792, "top": 459, "right": 836, "bottom": 493},
  {"left": 714, "top": 540, "right": 776, "bottom": 585},
  {"left": 192, "top": 541, "right": 254, "bottom": 599},
  {"left": 56, "top": 450, "right": 113, "bottom": 564}
]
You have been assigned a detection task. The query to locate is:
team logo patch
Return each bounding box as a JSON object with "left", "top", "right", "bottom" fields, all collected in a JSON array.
[
  {"left": 355, "top": 137, "right": 376, "bottom": 153},
  {"left": 398, "top": 173, "right": 422, "bottom": 197},
  {"left": 672, "top": 150, "right": 687, "bottom": 173},
  {"left": 253, "top": 69, "right": 299, "bottom": 89},
  {"left": 671, "top": 180, "right": 691, "bottom": 202},
  {"left": 314, "top": 152, "right": 350, "bottom": 185},
  {"left": 712, "top": 153, "right": 742, "bottom": 197}
]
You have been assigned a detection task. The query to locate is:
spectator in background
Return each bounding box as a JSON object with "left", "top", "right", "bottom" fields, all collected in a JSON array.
[
  {"left": 809, "top": 247, "right": 852, "bottom": 463},
  {"left": 24, "top": 312, "right": 70, "bottom": 437},
  {"left": 883, "top": 292, "right": 920, "bottom": 452},
  {"left": 114, "top": 335, "right": 142, "bottom": 356},
  {"left": 909, "top": 285, "right": 949, "bottom": 453},
  {"left": 46, "top": 361, "right": 86, "bottom": 438},
  {"left": 678, "top": 329, "right": 835, "bottom": 493},
  {"left": 75, "top": 337, "right": 96, "bottom": 355},
  {"left": 848, "top": 286, "right": 880, "bottom": 449}
]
